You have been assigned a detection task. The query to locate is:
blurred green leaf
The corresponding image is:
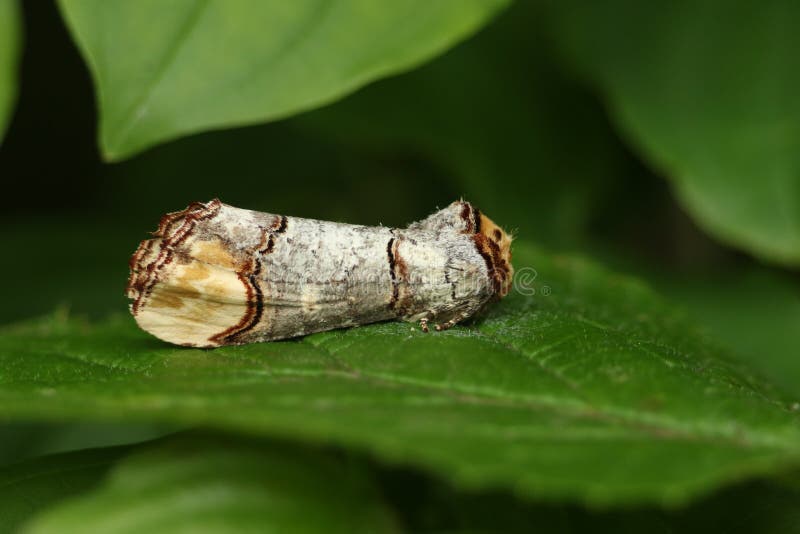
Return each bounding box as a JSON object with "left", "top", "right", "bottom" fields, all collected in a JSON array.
[
  {"left": 7, "top": 437, "right": 800, "bottom": 534},
  {"left": 550, "top": 0, "right": 800, "bottom": 265},
  {"left": 0, "top": 444, "right": 130, "bottom": 533},
  {"left": 298, "top": 0, "right": 634, "bottom": 248},
  {"left": 56, "top": 0, "right": 508, "bottom": 161},
  {"left": 10, "top": 440, "right": 800, "bottom": 534},
  {"left": 0, "top": 0, "right": 21, "bottom": 143},
  {"left": 1, "top": 243, "right": 799, "bottom": 506},
  {"left": 14, "top": 434, "right": 397, "bottom": 534},
  {"left": 0, "top": 422, "right": 174, "bottom": 467}
]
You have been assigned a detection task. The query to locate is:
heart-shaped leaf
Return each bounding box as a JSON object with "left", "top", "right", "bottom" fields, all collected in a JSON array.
[{"left": 57, "top": 0, "right": 508, "bottom": 161}]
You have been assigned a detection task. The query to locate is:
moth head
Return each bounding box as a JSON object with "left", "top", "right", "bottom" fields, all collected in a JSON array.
[{"left": 475, "top": 212, "right": 514, "bottom": 298}]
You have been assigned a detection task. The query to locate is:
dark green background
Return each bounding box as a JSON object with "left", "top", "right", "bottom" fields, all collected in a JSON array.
[{"left": 1, "top": 2, "right": 799, "bottom": 532}]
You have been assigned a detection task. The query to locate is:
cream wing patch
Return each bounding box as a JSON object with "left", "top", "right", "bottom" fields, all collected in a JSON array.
[{"left": 133, "top": 260, "right": 248, "bottom": 347}]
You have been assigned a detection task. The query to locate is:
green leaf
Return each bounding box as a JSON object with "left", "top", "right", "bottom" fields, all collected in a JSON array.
[
  {"left": 0, "top": 0, "right": 22, "bottom": 143},
  {"left": 1, "top": 242, "right": 799, "bottom": 507},
  {"left": 653, "top": 268, "right": 800, "bottom": 399},
  {"left": 585, "top": 246, "right": 800, "bottom": 399},
  {"left": 11, "top": 438, "right": 800, "bottom": 534},
  {"left": 0, "top": 445, "right": 130, "bottom": 533},
  {"left": 14, "top": 434, "right": 397, "bottom": 534},
  {"left": 550, "top": 0, "right": 800, "bottom": 265},
  {"left": 56, "top": 0, "right": 508, "bottom": 161}
]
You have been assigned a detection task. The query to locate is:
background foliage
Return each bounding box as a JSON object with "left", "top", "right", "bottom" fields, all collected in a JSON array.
[{"left": 1, "top": 1, "right": 799, "bottom": 532}]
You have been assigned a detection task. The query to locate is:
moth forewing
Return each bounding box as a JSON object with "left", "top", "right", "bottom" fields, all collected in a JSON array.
[{"left": 127, "top": 199, "right": 513, "bottom": 347}]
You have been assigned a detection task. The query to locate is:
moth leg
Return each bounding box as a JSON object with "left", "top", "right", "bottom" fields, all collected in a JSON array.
[
  {"left": 419, "top": 317, "right": 430, "bottom": 333},
  {"left": 434, "top": 315, "right": 465, "bottom": 332},
  {"left": 434, "top": 305, "right": 481, "bottom": 332},
  {"left": 418, "top": 309, "right": 442, "bottom": 333},
  {"left": 434, "top": 319, "right": 457, "bottom": 332}
]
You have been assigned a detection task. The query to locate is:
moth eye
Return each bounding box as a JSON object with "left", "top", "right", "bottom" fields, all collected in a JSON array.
[{"left": 493, "top": 229, "right": 502, "bottom": 242}]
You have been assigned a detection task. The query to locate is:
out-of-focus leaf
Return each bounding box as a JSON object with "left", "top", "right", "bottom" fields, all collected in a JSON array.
[
  {"left": 298, "top": 0, "right": 635, "bottom": 249},
  {"left": 0, "top": 422, "right": 173, "bottom": 467},
  {"left": 12, "top": 434, "right": 397, "bottom": 534},
  {"left": 550, "top": 0, "right": 800, "bottom": 265},
  {"left": 0, "top": 0, "right": 21, "bottom": 143},
  {"left": 56, "top": 0, "right": 508, "bottom": 161},
  {"left": 10, "top": 436, "right": 798, "bottom": 534},
  {"left": 0, "top": 445, "right": 130, "bottom": 533},
  {"left": 1, "top": 243, "right": 799, "bottom": 506}
]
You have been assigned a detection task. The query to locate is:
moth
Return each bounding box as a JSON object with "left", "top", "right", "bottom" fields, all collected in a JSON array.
[{"left": 127, "top": 200, "right": 513, "bottom": 347}]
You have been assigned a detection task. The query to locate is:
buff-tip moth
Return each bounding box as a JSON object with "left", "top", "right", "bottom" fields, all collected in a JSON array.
[{"left": 127, "top": 200, "right": 513, "bottom": 347}]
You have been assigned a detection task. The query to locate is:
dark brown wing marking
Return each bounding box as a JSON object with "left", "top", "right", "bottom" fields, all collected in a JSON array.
[
  {"left": 458, "top": 201, "right": 481, "bottom": 235},
  {"left": 387, "top": 237, "right": 399, "bottom": 309},
  {"left": 128, "top": 199, "right": 222, "bottom": 315},
  {"left": 209, "top": 258, "right": 265, "bottom": 345},
  {"left": 215, "top": 215, "right": 289, "bottom": 344},
  {"left": 472, "top": 233, "right": 511, "bottom": 297}
]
